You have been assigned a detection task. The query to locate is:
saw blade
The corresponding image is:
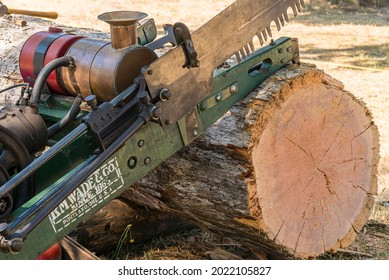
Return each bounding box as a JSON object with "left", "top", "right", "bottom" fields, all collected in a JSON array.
[{"left": 145, "top": 0, "right": 308, "bottom": 127}]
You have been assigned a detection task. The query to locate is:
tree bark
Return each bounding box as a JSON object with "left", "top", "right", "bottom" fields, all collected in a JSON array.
[
  {"left": 119, "top": 64, "right": 379, "bottom": 259},
  {"left": 75, "top": 198, "right": 194, "bottom": 255}
]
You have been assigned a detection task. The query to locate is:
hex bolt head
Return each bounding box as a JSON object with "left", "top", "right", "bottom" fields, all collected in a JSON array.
[
  {"left": 159, "top": 88, "right": 172, "bottom": 101},
  {"left": 10, "top": 239, "right": 23, "bottom": 253},
  {"left": 150, "top": 106, "right": 162, "bottom": 120}
]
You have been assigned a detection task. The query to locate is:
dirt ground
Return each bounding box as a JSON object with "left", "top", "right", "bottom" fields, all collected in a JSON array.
[{"left": 1, "top": 0, "right": 389, "bottom": 259}]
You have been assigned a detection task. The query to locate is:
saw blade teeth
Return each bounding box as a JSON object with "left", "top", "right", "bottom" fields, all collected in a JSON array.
[
  {"left": 235, "top": 52, "right": 242, "bottom": 63},
  {"left": 300, "top": 0, "right": 306, "bottom": 8},
  {"left": 257, "top": 34, "right": 264, "bottom": 46},
  {"left": 248, "top": 41, "right": 255, "bottom": 52},
  {"left": 279, "top": 15, "right": 285, "bottom": 27},
  {"left": 274, "top": 19, "right": 281, "bottom": 31},
  {"left": 239, "top": 48, "right": 245, "bottom": 59},
  {"left": 291, "top": 4, "right": 298, "bottom": 16},
  {"left": 295, "top": 1, "right": 302, "bottom": 12},
  {"left": 244, "top": 44, "right": 251, "bottom": 56},
  {"left": 283, "top": 11, "right": 289, "bottom": 23},
  {"left": 261, "top": 29, "right": 268, "bottom": 41},
  {"left": 266, "top": 26, "right": 272, "bottom": 38}
]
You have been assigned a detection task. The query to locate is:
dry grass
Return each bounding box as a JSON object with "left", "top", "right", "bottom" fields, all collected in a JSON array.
[{"left": 4, "top": 0, "right": 389, "bottom": 259}]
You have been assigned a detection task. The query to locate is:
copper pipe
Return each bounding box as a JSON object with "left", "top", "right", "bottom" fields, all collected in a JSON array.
[{"left": 98, "top": 11, "right": 147, "bottom": 49}]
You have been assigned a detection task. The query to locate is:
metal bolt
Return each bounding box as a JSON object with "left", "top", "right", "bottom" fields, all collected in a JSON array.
[
  {"left": 193, "top": 130, "right": 198, "bottom": 137},
  {"left": 147, "top": 69, "right": 153, "bottom": 75},
  {"left": 159, "top": 88, "right": 171, "bottom": 101},
  {"left": 215, "top": 93, "right": 222, "bottom": 102},
  {"left": 85, "top": 95, "right": 98, "bottom": 111},
  {"left": 281, "top": 58, "right": 287, "bottom": 64},
  {"left": 10, "top": 239, "right": 23, "bottom": 253},
  {"left": 165, "top": 120, "right": 172, "bottom": 126},
  {"left": 287, "top": 47, "right": 293, "bottom": 53},
  {"left": 127, "top": 156, "right": 137, "bottom": 169},
  {"left": 138, "top": 140, "right": 145, "bottom": 147},
  {"left": 150, "top": 106, "right": 162, "bottom": 120},
  {"left": 278, "top": 48, "right": 284, "bottom": 54},
  {"left": 229, "top": 84, "right": 238, "bottom": 94},
  {"left": 270, "top": 39, "right": 276, "bottom": 46},
  {"left": 199, "top": 102, "right": 207, "bottom": 111},
  {"left": 144, "top": 157, "right": 151, "bottom": 165}
]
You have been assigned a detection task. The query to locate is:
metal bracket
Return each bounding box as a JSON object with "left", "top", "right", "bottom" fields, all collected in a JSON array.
[
  {"left": 137, "top": 18, "right": 158, "bottom": 45},
  {"left": 177, "top": 109, "right": 202, "bottom": 145},
  {"left": 173, "top": 22, "right": 199, "bottom": 69},
  {"left": 199, "top": 82, "right": 239, "bottom": 112}
]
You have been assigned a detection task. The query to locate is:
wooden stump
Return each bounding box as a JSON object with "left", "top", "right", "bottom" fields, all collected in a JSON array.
[{"left": 119, "top": 64, "right": 379, "bottom": 259}]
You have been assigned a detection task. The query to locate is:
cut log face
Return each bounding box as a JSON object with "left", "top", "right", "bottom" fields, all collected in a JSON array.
[{"left": 250, "top": 69, "right": 379, "bottom": 257}]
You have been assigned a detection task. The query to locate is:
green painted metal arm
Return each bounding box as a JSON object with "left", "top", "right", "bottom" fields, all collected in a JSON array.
[{"left": 0, "top": 37, "right": 296, "bottom": 259}]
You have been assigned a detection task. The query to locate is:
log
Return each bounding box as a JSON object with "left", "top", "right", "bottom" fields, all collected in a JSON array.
[
  {"left": 119, "top": 64, "right": 379, "bottom": 259},
  {"left": 75, "top": 198, "right": 194, "bottom": 255}
]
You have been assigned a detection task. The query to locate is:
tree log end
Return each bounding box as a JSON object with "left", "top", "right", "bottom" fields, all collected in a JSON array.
[{"left": 249, "top": 65, "right": 379, "bottom": 258}]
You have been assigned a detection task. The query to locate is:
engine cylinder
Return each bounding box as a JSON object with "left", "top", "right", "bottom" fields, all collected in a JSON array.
[
  {"left": 60, "top": 40, "right": 157, "bottom": 101},
  {"left": 19, "top": 11, "right": 158, "bottom": 102}
]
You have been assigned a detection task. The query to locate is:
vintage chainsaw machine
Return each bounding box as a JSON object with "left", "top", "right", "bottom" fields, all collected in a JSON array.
[{"left": 0, "top": 0, "right": 305, "bottom": 259}]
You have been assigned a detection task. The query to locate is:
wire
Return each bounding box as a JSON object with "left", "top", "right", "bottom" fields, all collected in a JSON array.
[
  {"left": 301, "top": 59, "right": 389, "bottom": 72},
  {"left": 0, "top": 83, "right": 29, "bottom": 94}
]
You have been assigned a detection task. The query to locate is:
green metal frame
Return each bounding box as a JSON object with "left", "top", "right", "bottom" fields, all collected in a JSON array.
[{"left": 0, "top": 37, "right": 296, "bottom": 259}]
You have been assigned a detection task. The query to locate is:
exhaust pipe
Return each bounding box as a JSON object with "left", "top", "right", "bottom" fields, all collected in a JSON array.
[{"left": 98, "top": 11, "right": 148, "bottom": 49}]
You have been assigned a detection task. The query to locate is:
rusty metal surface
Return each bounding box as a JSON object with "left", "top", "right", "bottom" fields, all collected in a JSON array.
[
  {"left": 90, "top": 45, "right": 157, "bottom": 101},
  {"left": 144, "top": 0, "right": 308, "bottom": 128},
  {"left": 98, "top": 11, "right": 147, "bottom": 49},
  {"left": 60, "top": 38, "right": 109, "bottom": 98}
]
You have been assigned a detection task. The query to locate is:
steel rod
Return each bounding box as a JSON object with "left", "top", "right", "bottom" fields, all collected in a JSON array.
[
  {"left": 0, "top": 124, "right": 87, "bottom": 198},
  {"left": 18, "top": 117, "right": 146, "bottom": 238}
]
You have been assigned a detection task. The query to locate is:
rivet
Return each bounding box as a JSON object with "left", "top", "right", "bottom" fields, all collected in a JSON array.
[
  {"left": 138, "top": 140, "right": 145, "bottom": 147},
  {"left": 200, "top": 102, "right": 207, "bottom": 111},
  {"left": 229, "top": 84, "right": 238, "bottom": 94},
  {"left": 144, "top": 157, "right": 151, "bottom": 165},
  {"left": 287, "top": 47, "right": 293, "bottom": 53},
  {"left": 215, "top": 93, "right": 222, "bottom": 102},
  {"left": 147, "top": 69, "right": 153, "bottom": 75},
  {"left": 165, "top": 120, "right": 172, "bottom": 126},
  {"left": 127, "top": 156, "right": 137, "bottom": 169}
]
